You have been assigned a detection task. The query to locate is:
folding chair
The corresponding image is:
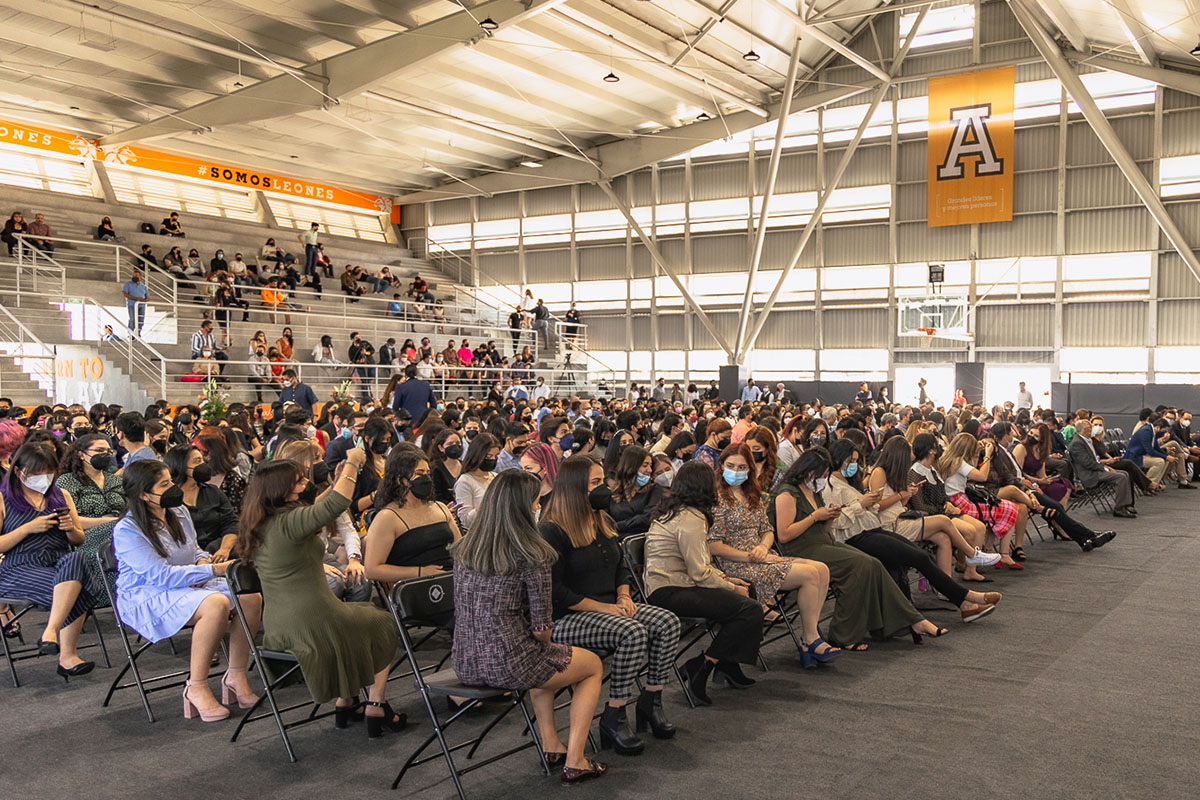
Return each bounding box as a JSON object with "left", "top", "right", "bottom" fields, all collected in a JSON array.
[
  {"left": 388, "top": 575, "right": 549, "bottom": 798},
  {"left": 0, "top": 580, "right": 111, "bottom": 688},
  {"left": 228, "top": 561, "right": 336, "bottom": 763},
  {"left": 376, "top": 579, "right": 453, "bottom": 685},
  {"left": 94, "top": 547, "right": 221, "bottom": 722},
  {"left": 619, "top": 534, "right": 714, "bottom": 708}
]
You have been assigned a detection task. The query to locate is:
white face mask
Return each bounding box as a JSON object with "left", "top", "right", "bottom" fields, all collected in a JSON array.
[
  {"left": 806, "top": 476, "right": 828, "bottom": 494},
  {"left": 653, "top": 471, "right": 673, "bottom": 488},
  {"left": 22, "top": 473, "right": 53, "bottom": 494},
  {"left": 1183, "top": 419, "right": 1192, "bottom": 429}
]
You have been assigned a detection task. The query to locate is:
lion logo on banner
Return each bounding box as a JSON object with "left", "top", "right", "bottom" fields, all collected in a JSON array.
[
  {"left": 68, "top": 137, "right": 98, "bottom": 160},
  {"left": 102, "top": 146, "right": 137, "bottom": 165},
  {"left": 373, "top": 196, "right": 393, "bottom": 214}
]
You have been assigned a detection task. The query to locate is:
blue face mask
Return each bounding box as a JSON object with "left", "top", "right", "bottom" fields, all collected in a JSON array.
[
  {"left": 723, "top": 468, "right": 749, "bottom": 487},
  {"left": 842, "top": 462, "right": 858, "bottom": 478},
  {"left": 558, "top": 433, "right": 574, "bottom": 453},
  {"left": 635, "top": 472, "right": 651, "bottom": 487}
]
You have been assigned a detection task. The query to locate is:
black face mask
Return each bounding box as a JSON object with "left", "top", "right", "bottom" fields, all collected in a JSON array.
[
  {"left": 191, "top": 463, "right": 214, "bottom": 484},
  {"left": 465, "top": 429, "right": 479, "bottom": 440},
  {"left": 480, "top": 457, "right": 498, "bottom": 472},
  {"left": 443, "top": 444, "right": 464, "bottom": 460},
  {"left": 177, "top": 415, "right": 192, "bottom": 428},
  {"left": 717, "top": 437, "right": 731, "bottom": 450},
  {"left": 588, "top": 485, "right": 613, "bottom": 511},
  {"left": 752, "top": 451, "right": 766, "bottom": 463},
  {"left": 371, "top": 439, "right": 390, "bottom": 455},
  {"left": 297, "top": 481, "right": 317, "bottom": 504},
  {"left": 809, "top": 434, "right": 827, "bottom": 447},
  {"left": 157, "top": 485, "right": 185, "bottom": 509},
  {"left": 312, "top": 461, "right": 330, "bottom": 485},
  {"left": 151, "top": 439, "right": 168, "bottom": 455},
  {"left": 89, "top": 453, "right": 115, "bottom": 471},
  {"left": 511, "top": 443, "right": 529, "bottom": 457},
  {"left": 72, "top": 426, "right": 93, "bottom": 439},
  {"left": 409, "top": 475, "right": 434, "bottom": 501}
]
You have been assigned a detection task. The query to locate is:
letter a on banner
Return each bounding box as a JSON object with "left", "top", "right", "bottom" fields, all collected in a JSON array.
[{"left": 927, "top": 66, "right": 1015, "bottom": 227}]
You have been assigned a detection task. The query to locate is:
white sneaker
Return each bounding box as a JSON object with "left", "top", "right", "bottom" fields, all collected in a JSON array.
[{"left": 965, "top": 548, "right": 1002, "bottom": 567}]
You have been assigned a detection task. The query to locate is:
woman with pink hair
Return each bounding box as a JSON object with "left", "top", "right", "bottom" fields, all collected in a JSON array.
[
  {"left": 520, "top": 442, "right": 560, "bottom": 504},
  {"left": 0, "top": 418, "right": 27, "bottom": 480}
]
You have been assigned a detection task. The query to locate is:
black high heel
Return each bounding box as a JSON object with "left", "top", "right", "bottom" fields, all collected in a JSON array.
[
  {"left": 682, "top": 654, "right": 714, "bottom": 706},
  {"left": 38, "top": 638, "right": 60, "bottom": 656},
  {"left": 713, "top": 660, "right": 756, "bottom": 689},
  {"left": 334, "top": 702, "right": 364, "bottom": 729},
  {"left": 635, "top": 689, "right": 676, "bottom": 739},
  {"left": 365, "top": 701, "right": 407, "bottom": 738},
  {"left": 56, "top": 661, "right": 95, "bottom": 682},
  {"left": 597, "top": 704, "right": 644, "bottom": 756}
]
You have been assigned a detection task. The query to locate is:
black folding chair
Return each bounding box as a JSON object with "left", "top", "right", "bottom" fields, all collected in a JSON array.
[
  {"left": 228, "top": 561, "right": 336, "bottom": 763},
  {"left": 375, "top": 579, "right": 453, "bottom": 685},
  {"left": 0, "top": 573, "right": 110, "bottom": 688},
  {"left": 388, "top": 574, "right": 549, "bottom": 798},
  {"left": 619, "top": 534, "right": 716, "bottom": 708},
  {"left": 94, "top": 546, "right": 221, "bottom": 722}
]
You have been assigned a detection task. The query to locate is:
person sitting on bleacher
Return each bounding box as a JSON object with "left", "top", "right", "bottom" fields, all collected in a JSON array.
[
  {"left": 161, "top": 246, "right": 188, "bottom": 280},
  {"left": 26, "top": 213, "right": 54, "bottom": 254},
  {"left": 260, "top": 238, "right": 294, "bottom": 267},
  {"left": 1, "top": 212, "right": 26, "bottom": 256},
  {"left": 409, "top": 274, "right": 433, "bottom": 303},
  {"left": 209, "top": 249, "right": 228, "bottom": 274},
  {"left": 315, "top": 243, "right": 332, "bottom": 277},
  {"left": 183, "top": 248, "right": 204, "bottom": 277},
  {"left": 159, "top": 211, "right": 185, "bottom": 237},
  {"left": 261, "top": 277, "right": 293, "bottom": 325},
  {"left": 340, "top": 264, "right": 364, "bottom": 301},
  {"left": 96, "top": 216, "right": 121, "bottom": 242},
  {"left": 137, "top": 244, "right": 158, "bottom": 268},
  {"left": 352, "top": 265, "right": 387, "bottom": 294}
]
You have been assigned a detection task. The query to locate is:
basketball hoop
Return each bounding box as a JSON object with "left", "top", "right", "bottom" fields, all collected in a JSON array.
[{"left": 916, "top": 327, "right": 937, "bottom": 348}]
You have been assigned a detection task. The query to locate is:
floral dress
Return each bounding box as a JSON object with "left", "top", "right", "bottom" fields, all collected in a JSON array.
[
  {"left": 708, "top": 498, "right": 792, "bottom": 601},
  {"left": 56, "top": 471, "right": 125, "bottom": 605}
]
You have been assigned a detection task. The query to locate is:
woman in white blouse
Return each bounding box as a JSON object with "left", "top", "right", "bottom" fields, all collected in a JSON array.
[
  {"left": 454, "top": 433, "right": 499, "bottom": 530},
  {"left": 311, "top": 334, "right": 343, "bottom": 365}
]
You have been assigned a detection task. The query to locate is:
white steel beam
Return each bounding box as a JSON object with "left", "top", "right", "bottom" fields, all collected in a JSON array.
[
  {"left": 1034, "top": 0, "right": 1089, "bottom": 53},
  {"left": 1106, "top": 0, "right": 1158, "bottom": 66},
  {"left": 99, "top": 0, "right": 567, "bottom": 146},
  {"left": 734, "top": 38, "right": 804, "bottom": 363},
  {"left": 739, "top": 7, "right": 928, "bottom": 358},
  {"left": 1065, "top": 51, "right": 1200, "bottom": 97},
  {"left": 394, "top": 81, "right": 873, "bottom": 202},
  {"left": 596, "top": 181, "right": 736, "bottom": 358},
  {"left": 759, "top": 0, "right": 890, "bottom": 81},
  {"left": 1010, "top": 0, "right": 1200, "bottom": 288}
]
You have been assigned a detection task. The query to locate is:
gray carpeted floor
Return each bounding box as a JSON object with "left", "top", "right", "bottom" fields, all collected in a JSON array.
[{"left": 5, "top": 488, "right": 1199, "bottom": 799}]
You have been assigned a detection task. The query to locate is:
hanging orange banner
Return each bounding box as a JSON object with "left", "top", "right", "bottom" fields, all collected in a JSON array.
[
  {"left": 927, "top": 66, "right": 1015, "bottom": 227},
  {"left": 0, "top": 117, "right": 391, "bottom": 214}
]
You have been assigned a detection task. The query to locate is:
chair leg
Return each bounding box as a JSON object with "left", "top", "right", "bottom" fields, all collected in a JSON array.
[
  {"left": 516, "top": 692, "right": 551, "bottom": 777},
  {"left": 90, "top": 610, "right": 112, "bottom": 669}
]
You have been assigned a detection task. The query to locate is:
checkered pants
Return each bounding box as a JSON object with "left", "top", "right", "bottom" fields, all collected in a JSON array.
[
  {"left": 551, "top": 604, "right": 680, "bottom": 701},
  {"left": 949, "top": 493, "right": 1019, "bottom": 536}
]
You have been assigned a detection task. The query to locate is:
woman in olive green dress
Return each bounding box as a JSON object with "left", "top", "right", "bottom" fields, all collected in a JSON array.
[
  {"left": 238, "top": 446, "right": 406, "bottom": 738},
  {"left": 767, "top": 447, "right": 945, "bottom": 650}
]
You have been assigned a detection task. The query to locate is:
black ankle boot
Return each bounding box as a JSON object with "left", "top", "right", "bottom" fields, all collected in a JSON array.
[
  {"left": 713, "top": 660, "right": 756, "bottom": 689},
  {"left": 635, "top": 690, "right": 676, "bottom": 739},
  {"left": 683, "top": 654, "right": 714, "bottom": 706},
  {"left": 597, "top": 704, "right": 644, "bottom": 756}
]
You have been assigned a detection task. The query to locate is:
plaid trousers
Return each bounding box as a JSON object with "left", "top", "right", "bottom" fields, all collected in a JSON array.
[{"left": 551, "top": 604, "right": 680, "bottom": 700}]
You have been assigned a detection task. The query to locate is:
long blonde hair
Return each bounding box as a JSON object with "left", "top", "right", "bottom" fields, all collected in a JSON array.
[{"left": 937, "top": 432, "right": 980, "bottom": 479}]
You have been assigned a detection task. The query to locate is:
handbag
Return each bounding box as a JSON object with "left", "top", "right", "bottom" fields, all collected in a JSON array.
[{"left": 964, "top": 482, "right": 1000, "bottom": 506}]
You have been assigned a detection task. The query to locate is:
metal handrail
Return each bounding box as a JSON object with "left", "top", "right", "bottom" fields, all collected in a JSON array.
[{"left": 8, "top": 238, "right": 67, "bottom": 303}]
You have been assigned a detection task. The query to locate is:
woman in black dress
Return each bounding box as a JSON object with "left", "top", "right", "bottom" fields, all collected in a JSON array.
[
  {"left": 164, "top": 445, "right": 238, "bottom": 562},
  {"left": 425, "top": 427, "right": 464, "bottom": 505},
  {"left": 606, "top": 445, "right": 662, "bottom": 536}
]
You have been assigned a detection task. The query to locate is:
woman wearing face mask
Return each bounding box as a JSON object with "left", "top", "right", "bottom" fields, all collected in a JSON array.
[
  {"left": 769, "top": 448, "right": 947, "bottom": 651},
  {"left": 540, "top": 456, "right": 681, "bottom": 756},
  {"left": 693, "top": 419, "right": 732, "bottom": 470},
  {"left": 1012, "top": 423, "right": 1074, "bottom": 505},
  {"left": 1088, "top": 417, "right": 1154, "bottom": 494},
  {"left": 602, "top": 428, "right": 634, "bottom": 478},
  {"left": 606, "top": 445, "right": 661, "bottom": 537},
  {"left": 88, "top": 403, "right": 114, "bottom": 439},
  {"left": 350, "top": 418, "right": 394, "bottom": 518},
  {"left": 364, "top": 444, "right": 460, "bottom": 593},
  {"left": 907, "top": 434, "right": 994, "bottom": 582},
  {"left": 164, "top": 445, "right": 238, "bottom": 563},
  {"left": 427, "top": 427, "right": 464, "bottom": 505},
  {"left": 801, "top": 418, "right": 830, "bottom": 452},
  {"left": 274, "top": 441, "right": 369, "bottom": 602},
  {"left": 112, "top": 460, "right": 261, "bottom": 719},
  {"left": 240, "top": 447, "right": 407, "bottom": 737},
  {"left": 170, "top": 411, "right": 198, "bottom": 447},
  {"left": 744, "top": 426, "right": 782, "bottom": 489},
  {"left": 455, "top": 433, "right": 499, "bottom": 529},
  {"left": 833, "top": 440, "right": 1001, "bottom": 623},
  {"left": 0, "top": 442, "right": 95, "bottom": 677},
  {"left": 664, "top": 431, "right": 696, "bottom": 473},
  {"left": 777, "top": 417, "right": 805, "bottom": 468},
  {"left": 650, "top": 454, "right": 674, "bottom": 489},
  {"left": 197, "top": 433, "right": 247, "bottom": 515},
  {"left": 276, "top": 327, "right": 295, "bottom": 362},
  {"left": 539, "top": 416, "right": 573, "bottom": 465},
  {"left": 56, "top": 434, "right": 126, "bottom": 597},
  {"left": 521, "top": 443, "right": 559, "bottom": 506},
  {"left": 709, "top": 444, "right": 839, "bottom": 670}
]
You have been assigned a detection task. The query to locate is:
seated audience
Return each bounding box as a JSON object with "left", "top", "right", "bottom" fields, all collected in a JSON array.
[
  {"left": 455, "top": 432, "right": 498, "bottom": 528},
  {"left": 160, "top": 211, "right": 185, "bottom": 236},
  {"left": 56, "top": 434, "right": 125, "bottom": 595},
  {"left": 165, "top": 445, "right": 238, "bottom": 560},
  {"left": 606, "top": 444, "right": 662, "bottom": 536},
  {"left": 427, "top": 428, "right": 464, "bottom": 505}
]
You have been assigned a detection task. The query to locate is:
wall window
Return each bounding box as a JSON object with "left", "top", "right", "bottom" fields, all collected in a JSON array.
[
  {"left": 107, "top": 165, "right": 258, "bottom": 222},
  {"left": 267, "top": 196, "right": 386, "bottom": 241},
  {"left": 900, "top": 3, "right": 975, "bottom": 49},
  {"left": 1060, "top": 347, "right": 1147, "bottom": 383},
  {"left": 0, "top": 146, "right": 94, "bottom": 196}
]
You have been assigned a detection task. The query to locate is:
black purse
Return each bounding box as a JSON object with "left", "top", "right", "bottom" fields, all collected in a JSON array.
[{"left": 964, "top": 482, "right": 1000, "bottom": 506}]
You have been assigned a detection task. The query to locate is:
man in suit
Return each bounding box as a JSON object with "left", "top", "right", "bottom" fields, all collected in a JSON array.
[
  {"left": 1070, "top": 418, "right": 1136, "bottom": 518},
  {"left": 1124, "top": 415, "right": 1172, "bottom": 485}
]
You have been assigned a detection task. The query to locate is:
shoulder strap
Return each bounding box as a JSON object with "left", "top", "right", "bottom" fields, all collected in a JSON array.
[{"left": 384, "top": 506, "right": 410, "bottom": 532}]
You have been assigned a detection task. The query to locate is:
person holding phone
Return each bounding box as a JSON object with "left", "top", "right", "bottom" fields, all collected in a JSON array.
[
  {"left": 768, "top": 447, "right": 947, "bottom": 650},
  {"left": 829, "top": 440, "right": 1001, "bottom": 625}
]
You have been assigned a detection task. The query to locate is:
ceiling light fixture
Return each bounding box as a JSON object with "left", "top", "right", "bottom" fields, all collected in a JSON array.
[
  {"left": 696, "top": 111, "right": 712, "bottom": 121},
  {"left": 603, "top": 71, "right": 620, "bottom": 83},
  {"left": 1192, "top": 41, "right": 1200, "bottom": 57},
  {"left": 480, "top": 17, "right": 499, "bottom": 31},
  {"left": 743, "top": 49, "right": 760, "bottom": 62},
  {"left": 520, "top": 160, "right": 543, "bottom": 168},
  {"left": 603, "top": 40, "right": 620, "bottom": 83}
]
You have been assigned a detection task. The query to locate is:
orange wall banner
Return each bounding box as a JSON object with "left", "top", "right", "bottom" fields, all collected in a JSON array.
[
  {"left": 0, "top": 117, "right": 392, "bottom": 215},
  {"left": 927, "top": 66, "right": 1015, "bottom": 228}
]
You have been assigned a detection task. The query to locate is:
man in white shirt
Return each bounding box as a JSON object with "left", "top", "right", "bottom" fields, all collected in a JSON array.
[
  {"left": 741, "top": 378, "right": 761, "bottom": 403},
  {"left": 532, "top": 376, "right": 551, "bottom": 402},
  {"left": 415, "top": 355, "right": 435, "bottom": 381},
  {"left": 298, "top": 222, "right": 320, "bottom": 277},
  {"left": 1016, "top": 381, "right": 1033, "bottom": 411}
]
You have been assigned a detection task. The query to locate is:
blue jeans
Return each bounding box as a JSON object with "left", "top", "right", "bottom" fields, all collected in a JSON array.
[
  {"left": 127, "top": 302, "right": 145, "bottom": 335},
  {"left": 304, "top": 244, "right": 318, "bottom": 276}
]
